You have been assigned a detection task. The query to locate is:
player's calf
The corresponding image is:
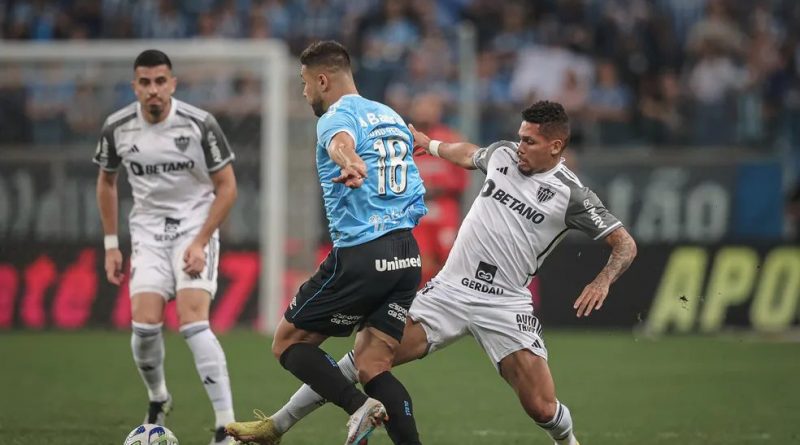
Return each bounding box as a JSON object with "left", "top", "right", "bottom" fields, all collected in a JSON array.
[
  {"left": 363, "top": 371, "right": 421, "bottom": 445},
  {"left": 279, "top": 342, "right": 368, "bottom": 415}
]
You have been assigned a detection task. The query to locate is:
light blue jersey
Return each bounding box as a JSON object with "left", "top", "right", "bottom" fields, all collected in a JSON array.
[{"left": 316, "top": 94, "right": 427, "bottom": 247}]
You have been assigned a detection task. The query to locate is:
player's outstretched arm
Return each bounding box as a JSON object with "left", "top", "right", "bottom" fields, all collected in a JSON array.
[
  {"left": 409, "top": 123, "right": 479, "bottom": 170},
  {"left": 573, "top": 227, "right": 637, "bottom": 317},
  {"left": 96, "top": 169, "right": 123, "bottom": 285}
]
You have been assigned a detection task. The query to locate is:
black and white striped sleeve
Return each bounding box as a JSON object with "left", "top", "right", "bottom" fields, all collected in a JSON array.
[
  {"left": 565, "top": 186, "right": 622, "bottom": 240},
  {"left": 92, "top": 122, "right": 121, "bottom": 171},
  {"left": 473, "top": 140, "right": 517, "bottom": 173},
  {"left": 201, "top": 113, "right": 235, "bottom": 172}
]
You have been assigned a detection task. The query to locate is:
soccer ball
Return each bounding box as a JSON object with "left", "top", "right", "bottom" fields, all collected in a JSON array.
[{"left": 123, "top": 424, "right": 179, "bottom": 445}]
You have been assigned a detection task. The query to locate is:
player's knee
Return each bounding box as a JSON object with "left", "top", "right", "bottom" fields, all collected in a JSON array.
[
  {"left": 132, "top": 313, "right": 163, "bottom": 325},
  {"left": 357, "top": 361, "right": 391, "bottom": 384},
  {"left": 176, "top": 309, "right": 207, "bottom": 326},
  {"left": 271, "top": 337, "right": 288, "bottom": 361},
  {"left": 524, "top": 396, "right": 558, "bottom": 423}
]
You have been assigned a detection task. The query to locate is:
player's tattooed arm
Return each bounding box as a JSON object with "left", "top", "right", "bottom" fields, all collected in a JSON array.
[
  {"left": 597, "top": 227, "right": 637, "bottom": 285},
  {"left": 573, "top": 227, "right": 637, "bottom": 317}
]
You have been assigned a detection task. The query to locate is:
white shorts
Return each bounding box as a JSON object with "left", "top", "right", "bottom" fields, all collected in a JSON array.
[
  {"left": 408, "top": 278, "right": 548, "bottom": 371},
  {"left": 129, "top": 236, "right": 219, "bottom": 300}
]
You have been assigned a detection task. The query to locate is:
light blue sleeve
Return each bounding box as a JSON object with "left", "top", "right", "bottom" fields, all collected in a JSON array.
[{"left": 316, "top": 108, "right": 360, "bottom": 153}]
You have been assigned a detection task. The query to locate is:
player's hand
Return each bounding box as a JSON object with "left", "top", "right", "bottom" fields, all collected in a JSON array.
[
  {"left": 573, "top": 280, "right": 610, "bottom": 317},
  {"left": 409, "top": 124, "right": 431, "bottom": 156},
  {"left": 104, "top": 248, "right": 124, "bottom": 286},
  {"left": 182, "top": 241, "right": 206, "bottom": 279},
  {"left": 332, "top": 161, "right": 367, "bottom": 188}
]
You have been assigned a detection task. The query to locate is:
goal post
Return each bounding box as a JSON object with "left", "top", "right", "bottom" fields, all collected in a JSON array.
[{"left": 0, "top": 40, "right": 289, "bottom": 333}]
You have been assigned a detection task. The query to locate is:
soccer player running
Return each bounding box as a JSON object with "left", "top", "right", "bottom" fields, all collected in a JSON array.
[
  {"left": 225, "top": 41, "right": 427, "bottom": 445},
  {"left": 95, "top": 50, "right": 238, "bottom": 445},
  {"left": 232, "top": 101, "right": 638, "bottom": 445}
]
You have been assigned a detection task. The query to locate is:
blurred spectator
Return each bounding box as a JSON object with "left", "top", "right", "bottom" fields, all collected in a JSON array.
[
  {"left": 137, "top": 0, "right": 188, "bottom": 39},
  {"left": 25, "top": 63, "right": 73, "bottom": 146},
  {"left": 686, "top": 40, "right": 744, "bottom": 146},
  {"left": 585, "top": 60, "right": 634, "bottom": 146},
  {"left": 639, "top": 70, "right": 685, "bottom": 145},
  {"left": 489, "top": 1, "right": 535, "bottom": 73},
  {"left": 553, "top": 68, "right": 589, "bottom": 147},
  {"left": 408, "top": 92, "right": 467, "bottom": 285},
  {"left": 476, "top": 50, "right": 516, "bottom": 142},
  {"left": 66, "top": 79, "right": 104, "bottom": 145},
  {"left": 354, "top": 0, "right": 420, "bottom": 100},
  {"left": 219, "top": 71, "right": 262, "bottom": 151},
  {"left": 384, "top": 47, "right": 454, "bottom": 119},
  {"left": 212, "top": 0, "right": 243, "bottom": 38},
  {"left": 288, "top": 0, "right": 344, "bottom": 53},
  {"left": 686, "top": 0, "right": 746, "bottom": 57},
  {"left": 249, "top": 0, "right": 292, "bottom": 39},
  {"left": 0, "top": 66, "right": 30, "bottom": 144},
  {"left": 510, "top": 42, "right": 593, "bottom": 105}
]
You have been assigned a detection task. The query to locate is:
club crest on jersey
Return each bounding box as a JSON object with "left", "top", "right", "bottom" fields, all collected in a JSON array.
[
  {"left": 475, "top": 261, "right": 497, "bottom": 284},
  {"left": 536, "top": 186, "right": 555, "bottom": 203},
  {"left": 164, "top": 217, "right": 181, "bottom": 234},
  {"left": 174, "top": 135, "right": 190, "bottom": 152}
]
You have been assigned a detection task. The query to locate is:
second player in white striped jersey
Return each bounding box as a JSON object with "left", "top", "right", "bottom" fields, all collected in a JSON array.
[
  {"left": 95, "top": 49, "right": 237, "bottom": 445},
  {"left": 94, "top": 97, "right": 234, "bottom": 245},
  {"left": 436, "top": 140, "right": 621, "bottom": 299}
]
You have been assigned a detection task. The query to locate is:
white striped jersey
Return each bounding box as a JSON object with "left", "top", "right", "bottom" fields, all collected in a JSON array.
[
  {"left": 93, "top": 98, "right": 234, "bottom": 246},
  {"left": 435, "top": 141, "right": 622, "bottom": 299}
]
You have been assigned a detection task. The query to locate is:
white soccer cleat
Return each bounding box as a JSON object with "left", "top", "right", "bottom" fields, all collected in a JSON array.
[{"left": 344, "top": 398, "right": 388, "bottom": 445}]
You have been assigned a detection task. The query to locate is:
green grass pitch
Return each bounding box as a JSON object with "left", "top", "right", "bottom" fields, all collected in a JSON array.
[{"left": 0, "top": 330, "right": 797, "bottom": 444}]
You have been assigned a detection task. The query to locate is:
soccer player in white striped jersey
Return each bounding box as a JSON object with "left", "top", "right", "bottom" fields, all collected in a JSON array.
[
  {"left": 94, "top": 49, "right": 238, "bottom": 445},
  {"left": 233, "top": 101, "right": 637, "bottom": 445}
]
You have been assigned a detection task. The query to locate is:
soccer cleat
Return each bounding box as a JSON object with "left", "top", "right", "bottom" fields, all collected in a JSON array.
[
  {"left": 224, "top": 409, "right": 282, "bottom": 445},
  {"left": 344, "top": 398, "right": 388, "bottom": 445},
  {"left": 210, "top": 426, "right": 236, "bottom": 445},
  {"left": 145, "top": 394, "right": 173, "bottom": 425}
]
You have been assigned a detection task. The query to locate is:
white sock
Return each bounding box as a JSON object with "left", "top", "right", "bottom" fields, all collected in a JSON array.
[
  {"left": 536, "top": 401, "right": 577, "bottom": 445},
  {"left": 131, "top": 322, "right": 169, "bottom": 402},
  {"left": 272, "top": 350, "right": 358, "bottom": 434},
  {"left": 181, "top": 320, "right": 235, "bottom": 427}
]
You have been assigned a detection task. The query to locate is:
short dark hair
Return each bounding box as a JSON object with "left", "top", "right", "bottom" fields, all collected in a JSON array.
[
  {"left": 134, "top": 49, "right": 172, "bottom": 70},
  {"left": 521, "top": 101, "right": 570, "bottom": 146},
  {"left": 299, "top": 40, "right": 351, "bottom": 71}
]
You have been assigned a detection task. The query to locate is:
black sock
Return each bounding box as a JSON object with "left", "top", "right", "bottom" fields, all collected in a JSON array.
[
  {"left": 279, "top": 343, "right": 367, "bottom": 415},
  {"left": 364, "top": 371, "right": 421, "bottom": 445}
]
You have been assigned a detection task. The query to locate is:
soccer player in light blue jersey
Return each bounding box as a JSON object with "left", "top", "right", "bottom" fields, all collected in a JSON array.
[{"left": 226, "top": 41, "right": 426, "bottom": 445}]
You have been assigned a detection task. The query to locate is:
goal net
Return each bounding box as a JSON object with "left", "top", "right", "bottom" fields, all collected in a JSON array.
[{"left": 0, "top": 40, "right": 315, "bottom": 333}]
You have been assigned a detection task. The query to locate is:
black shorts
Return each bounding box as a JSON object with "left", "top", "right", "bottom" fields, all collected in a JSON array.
[{"left": 285, "top": 229, "right": 421, "bottom": 341}]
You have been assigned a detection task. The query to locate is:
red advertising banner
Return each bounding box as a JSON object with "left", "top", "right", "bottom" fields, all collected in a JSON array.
[{"left": 1, "top": 243, "right": 798, "bottom": 333}]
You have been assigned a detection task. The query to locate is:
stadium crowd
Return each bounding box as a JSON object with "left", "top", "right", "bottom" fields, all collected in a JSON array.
[{"left": 0, "top": 0, "right": 799, "bottom": 154}]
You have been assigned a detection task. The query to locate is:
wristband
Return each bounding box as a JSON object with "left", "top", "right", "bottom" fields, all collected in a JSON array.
[
  {"left": 104, "top": 235, "right": 119, "bottom": 250},
  {"left": 429, "top": 140, "right": 442, "bottom": 157}
]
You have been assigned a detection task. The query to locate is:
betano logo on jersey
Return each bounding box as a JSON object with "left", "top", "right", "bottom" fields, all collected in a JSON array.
[
  {"left": 129, "top": 160, "right": 195, "bottom": 176},
  {"left": 480, "top": 179, "right": 545, "bottom": 224}
]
